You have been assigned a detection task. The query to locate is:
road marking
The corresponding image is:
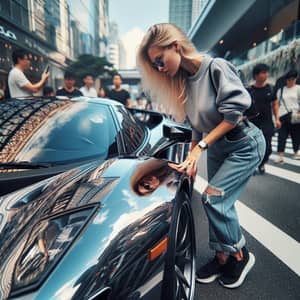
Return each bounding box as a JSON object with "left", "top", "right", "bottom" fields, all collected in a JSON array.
[
  {"left": 265, "top": 164, "right": 300, "bottom": 184},
  {"left": 194, "top": 175, "right": 300, "bottom": 277},
  {"left": 271, "top": 145, "right": 293, "bottom": 155},
  {"left": 270, "top": 154, "right": 300, "bottom": 167},
  {"left": 272, "top": 141, "right": 292, "bottom": 148},
  {"left": 272, "top": 138, "right": 293, "bottom": 154},
  {"left": 236, "top": 201, "right": 300, "bottom": 277}
]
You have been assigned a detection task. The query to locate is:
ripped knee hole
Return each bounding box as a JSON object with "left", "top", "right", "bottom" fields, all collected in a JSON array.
[{"left": 204, "top": 185, "right": 224, "bottom": 196}]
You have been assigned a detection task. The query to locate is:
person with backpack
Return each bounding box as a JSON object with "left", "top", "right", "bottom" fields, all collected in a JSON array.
[
  {"left": 246, "top": 64, "right": 281, "bottom": 174},
  {"left": 137, "top": 23, "right": 266, "bottom": 289},
  {"left": 276, "top": 70, "right": 300, "bottom": 162}
]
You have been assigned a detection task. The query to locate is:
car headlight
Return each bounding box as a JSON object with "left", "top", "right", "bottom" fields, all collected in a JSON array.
[{"left": 10, "top": 207, "right": 96, "bottom": 295}]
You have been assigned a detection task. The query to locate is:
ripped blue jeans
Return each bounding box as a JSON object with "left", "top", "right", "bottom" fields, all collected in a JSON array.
[{"left": 201, "top": 122, "right": 266, "bottom": 253}]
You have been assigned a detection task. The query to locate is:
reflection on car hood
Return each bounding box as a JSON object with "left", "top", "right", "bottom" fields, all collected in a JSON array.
[{"left": 0, "top": 158, "right": 182, "bottom": 299}]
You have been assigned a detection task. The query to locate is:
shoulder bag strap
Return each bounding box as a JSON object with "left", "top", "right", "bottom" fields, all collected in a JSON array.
[
  {"left": 208, "top": 59, "right": 217, "bottom": 95},
  {"left": 279, "top": 87, "right": 291, "bottom": 114}
]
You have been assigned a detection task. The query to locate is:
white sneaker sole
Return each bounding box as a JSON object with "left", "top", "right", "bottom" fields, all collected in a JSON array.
[
  {"left": 219, "top": 253, "right": 255, "bottom": 289},
  {"left": 196, "top": 273, "right": 221, "bottom": 284}
]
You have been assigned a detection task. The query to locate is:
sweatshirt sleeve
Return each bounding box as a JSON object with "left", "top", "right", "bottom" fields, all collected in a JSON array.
[
  {"left": 192, "top": 128, "right": 202, "bottom": 141},
  {"left": 210, "top": 58, "right": 251, "bottom": 125}
]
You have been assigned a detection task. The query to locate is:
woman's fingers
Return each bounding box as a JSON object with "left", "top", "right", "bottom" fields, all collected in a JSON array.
[
  {"left": 168, "top": 162, "right": 181, "bottom": 170},
  {"left": 168, "top": 159, "right": 195, "bottom": 174},
  {"left": 187, "top": 161, "right": 197, "bottom": 177}
]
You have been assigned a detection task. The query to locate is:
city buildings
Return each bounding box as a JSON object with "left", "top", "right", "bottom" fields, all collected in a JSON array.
[
  {"left": 169, "top": 0, "right": 193, "bottom": 34},
  {"left": 0, "top": 0, "right": 109, "bottom": 92},
  {"left": 169, "top": 0, "right": 204, "bottom": 33},
  {"left": 107, "top": 22, "right": 120, "bottom": 69}
]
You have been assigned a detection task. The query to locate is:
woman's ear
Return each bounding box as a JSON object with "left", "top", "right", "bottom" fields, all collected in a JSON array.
[{"left": 173, "top": 41, "right": 179, "bottom": 52}]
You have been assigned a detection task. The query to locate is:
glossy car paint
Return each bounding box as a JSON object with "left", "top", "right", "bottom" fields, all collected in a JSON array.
[
  {"left": 0, "top": 158, "right": 190, "bottom": 300},
  {"left": 0, "top": 97, "right": 193, "bottom": 300}
]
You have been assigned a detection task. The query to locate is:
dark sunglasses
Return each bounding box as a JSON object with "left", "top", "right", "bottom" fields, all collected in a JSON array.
[
  {"left": 139, "top": 181, "right": 152, "bottom": 191},
  {"left": 152, "top": 57, "right": 164, "bottom": 70}
]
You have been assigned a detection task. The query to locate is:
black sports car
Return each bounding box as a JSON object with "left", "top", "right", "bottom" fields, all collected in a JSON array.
[{"left": 0, "top": 97, "right": 196, "bottom": 300}]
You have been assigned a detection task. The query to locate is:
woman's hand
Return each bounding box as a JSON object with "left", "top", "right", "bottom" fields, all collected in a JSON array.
[
  {"left": 275, "top": 118, "right": 281, "bottom": 129},
  {"left": 168, "top": 145, "right": 202, "bottom": 178}
]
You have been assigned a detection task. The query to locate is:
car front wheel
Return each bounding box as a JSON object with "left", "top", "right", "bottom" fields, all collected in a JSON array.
[{"left": 161, "top": 191, "right": 196, "bottom": 300}]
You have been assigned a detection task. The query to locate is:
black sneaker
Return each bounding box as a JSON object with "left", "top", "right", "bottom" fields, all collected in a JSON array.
[
  {"left": 196, "top": 256, "right": 225, "bottom": 283},
  {"left": 218, "top": 247, "right": 255, "bottom": 289}
]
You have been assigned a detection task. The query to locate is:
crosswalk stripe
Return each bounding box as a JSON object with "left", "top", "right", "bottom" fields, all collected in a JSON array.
[
  {"left": 194, "top": 175, "right": 300, "bottom": 277},
  {"left": 271, "top": 138, "right": 293, "bottom": 154},
  {"left": 272, "top": 146, "right": 294, "bottom": 155},
  {"left": 270, "top": 154, "right": 300, "bottom": 167},
  {"left": 236, "top": 201, "right": 300, "bottom": 277},
  {"left": 264, "top": 164, "right": 300, "bottom": 184},
  {"left": 271, "top": 141, "right": 293, "bottom": 147},
  {"left": 271, "top": 142, "right": 293, "bottom": 149}
]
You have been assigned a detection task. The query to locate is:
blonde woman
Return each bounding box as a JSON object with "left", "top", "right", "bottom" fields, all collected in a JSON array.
[{"left": 137, "top": 23, "right": 266, "bottom": 289}]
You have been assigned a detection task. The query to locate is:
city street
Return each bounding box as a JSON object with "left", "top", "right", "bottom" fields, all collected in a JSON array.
[{"left": 192, "top": 136, "right": 300, "bottom": 300}]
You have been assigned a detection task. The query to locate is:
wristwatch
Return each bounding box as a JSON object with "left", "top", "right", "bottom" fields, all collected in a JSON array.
[{"left": 198, "top": 140, "right": 208, "bottom": 150}]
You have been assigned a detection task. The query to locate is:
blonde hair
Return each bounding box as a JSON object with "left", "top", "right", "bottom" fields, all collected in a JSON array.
[{"left": 137, "top": 23, "right": 199, "bottom": 122}]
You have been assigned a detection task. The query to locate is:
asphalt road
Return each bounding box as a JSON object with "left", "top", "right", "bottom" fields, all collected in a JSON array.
[{"left": 192, "top": 137, "right": 300, "bottom": 300}]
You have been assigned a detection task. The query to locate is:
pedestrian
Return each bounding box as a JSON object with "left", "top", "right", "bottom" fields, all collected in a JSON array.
[
  {"left": 137, "top": 23, "right": 266, "bottom": 289},
  {"left": 145, "top": 99, "right": 152, "bottom": 110},
  {"left": 43, "top": 86, "right": 55, "bottom": 97},
  {"left": 245, "top": 64, "right": 281, "bottom": 174},
  {"left": 134, "top": 96, "right": 146, "bottom": 109},
  {"left": 107, "top": 74, "right": 132, "bottom": 107},
  {"left": 56, "top": 71, "right": 83, "bottom": 98},
  {"left": 98, "top": 86, "right": 108, "bottom": 98},
  {"left": 80, "top": 73, "right": 97, "bottom": 97},
  {"left": 8, "top": 49, "right": 49, "bottom": 98},
  {"left": 276, "top": 70, "right": 300, "bottom": 162}
]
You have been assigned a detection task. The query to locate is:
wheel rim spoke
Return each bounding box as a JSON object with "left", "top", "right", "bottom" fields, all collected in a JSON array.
[
  {"left": 162, "top": 199, "right": 195, "bottom": 300},
  {"left": 176, "top": 241, "right": 191, "bottom": 257},
  {"left": 176, "top": 255, "right": 192, "bottom": 265},
  {"left": 175, "top": 264, "right": 190, "bottom": 287},
  {"left": 177, "top": 273, "right": 189, "bottom": 300},
  {"left": 177, "top": 219, "right": 188, "bottom": 248}
]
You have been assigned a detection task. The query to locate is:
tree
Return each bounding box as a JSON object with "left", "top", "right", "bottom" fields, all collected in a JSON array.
[{"left": 67, "top": 54, "right": 117, "bottom": 83}]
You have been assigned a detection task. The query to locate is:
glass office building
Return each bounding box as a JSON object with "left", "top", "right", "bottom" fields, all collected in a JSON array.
[{"left": 0, "top": 0, "right": 109, "bottom": 92}]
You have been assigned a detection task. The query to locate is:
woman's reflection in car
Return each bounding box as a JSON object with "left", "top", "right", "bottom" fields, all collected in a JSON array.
[{"left": 131, "top": 159, "right": 180, "bottom": 196}]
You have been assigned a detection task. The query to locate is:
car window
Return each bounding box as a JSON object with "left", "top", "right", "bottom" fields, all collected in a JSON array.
[
  {"left": 115, "top": 107, "right": 146, "bottom": 153},
  {"left": 13, "top": 102, "right": 118, "bottom": 164}
]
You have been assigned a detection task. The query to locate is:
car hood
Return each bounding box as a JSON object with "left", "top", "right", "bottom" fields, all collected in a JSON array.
[{"left": 0, "top": 157, "right": 183, "bottom": 299}]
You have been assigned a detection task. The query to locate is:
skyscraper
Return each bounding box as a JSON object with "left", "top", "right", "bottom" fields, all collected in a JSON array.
[
  {"left": 108, "top": 22, "right": 120, "bottom": 69},
  {"left": 192, "top": 0, "right": 210, "bottom": 25},
  {"left": 169, "top": 0, "right": 210, "bottom": 33},
  {"left": 169, "top": 0, "right": 193, "bottom": 33}
]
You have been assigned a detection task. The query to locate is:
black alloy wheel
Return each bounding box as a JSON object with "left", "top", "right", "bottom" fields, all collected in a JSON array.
[{"left": 161, "top": 191, "right": 196, "bottom": 300}]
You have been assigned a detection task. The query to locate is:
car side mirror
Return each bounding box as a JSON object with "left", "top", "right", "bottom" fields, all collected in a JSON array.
[
  {"left": 128, "top": 108, "right": 163, "bottom": 129},
  {"left": 163, "top": 124, "right": 192, "bottom": 143}
]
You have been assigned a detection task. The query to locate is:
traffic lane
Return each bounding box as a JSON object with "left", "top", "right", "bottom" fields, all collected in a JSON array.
[
  {"left": 191, "top": 190, "right": 300, "bottom": 300},
  {"left": 239, "top": 172, "right": 300, "bottom": 242}
]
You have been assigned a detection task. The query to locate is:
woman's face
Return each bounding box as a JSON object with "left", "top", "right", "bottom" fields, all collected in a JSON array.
[
  {"left": 148, "top": 44, "right": 181, "bottom": 77},
  {"left": 286, "top": 77, "right": 297, "bottom": 87},
  {"left": 137, "top": 175, "right": 160, "bottom": 195}
]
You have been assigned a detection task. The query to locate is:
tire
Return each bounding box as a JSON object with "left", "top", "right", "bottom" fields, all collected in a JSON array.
[{"left": 161, "top": 191, "right": 196, "bottom": 300}]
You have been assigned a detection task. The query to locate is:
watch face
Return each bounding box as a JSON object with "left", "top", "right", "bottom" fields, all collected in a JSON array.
[{"left": 198, "top": 141, "right": 207, "bottom": 149}]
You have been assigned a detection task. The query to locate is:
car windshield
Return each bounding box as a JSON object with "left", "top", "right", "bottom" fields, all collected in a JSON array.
[{"left": 1, "top": 100, "right": 118, "bottom": 165}]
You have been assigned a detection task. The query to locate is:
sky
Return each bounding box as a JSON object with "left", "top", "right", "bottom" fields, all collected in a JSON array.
[{"left": 109, "top": 0, "right": 169, "bottom": 69}]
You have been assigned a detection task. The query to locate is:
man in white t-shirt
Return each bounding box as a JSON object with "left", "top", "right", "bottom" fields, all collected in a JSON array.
[
  {"left": 80, "top": 74, "right": 97, "bottom": 97},
  {"left": 8, "top": 49, "right": 49, "bottom": 98}
]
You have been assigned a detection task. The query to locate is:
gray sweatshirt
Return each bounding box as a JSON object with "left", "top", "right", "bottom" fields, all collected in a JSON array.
[{"left": 184, "top": 55, "right": 251, "bottom": 141}]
